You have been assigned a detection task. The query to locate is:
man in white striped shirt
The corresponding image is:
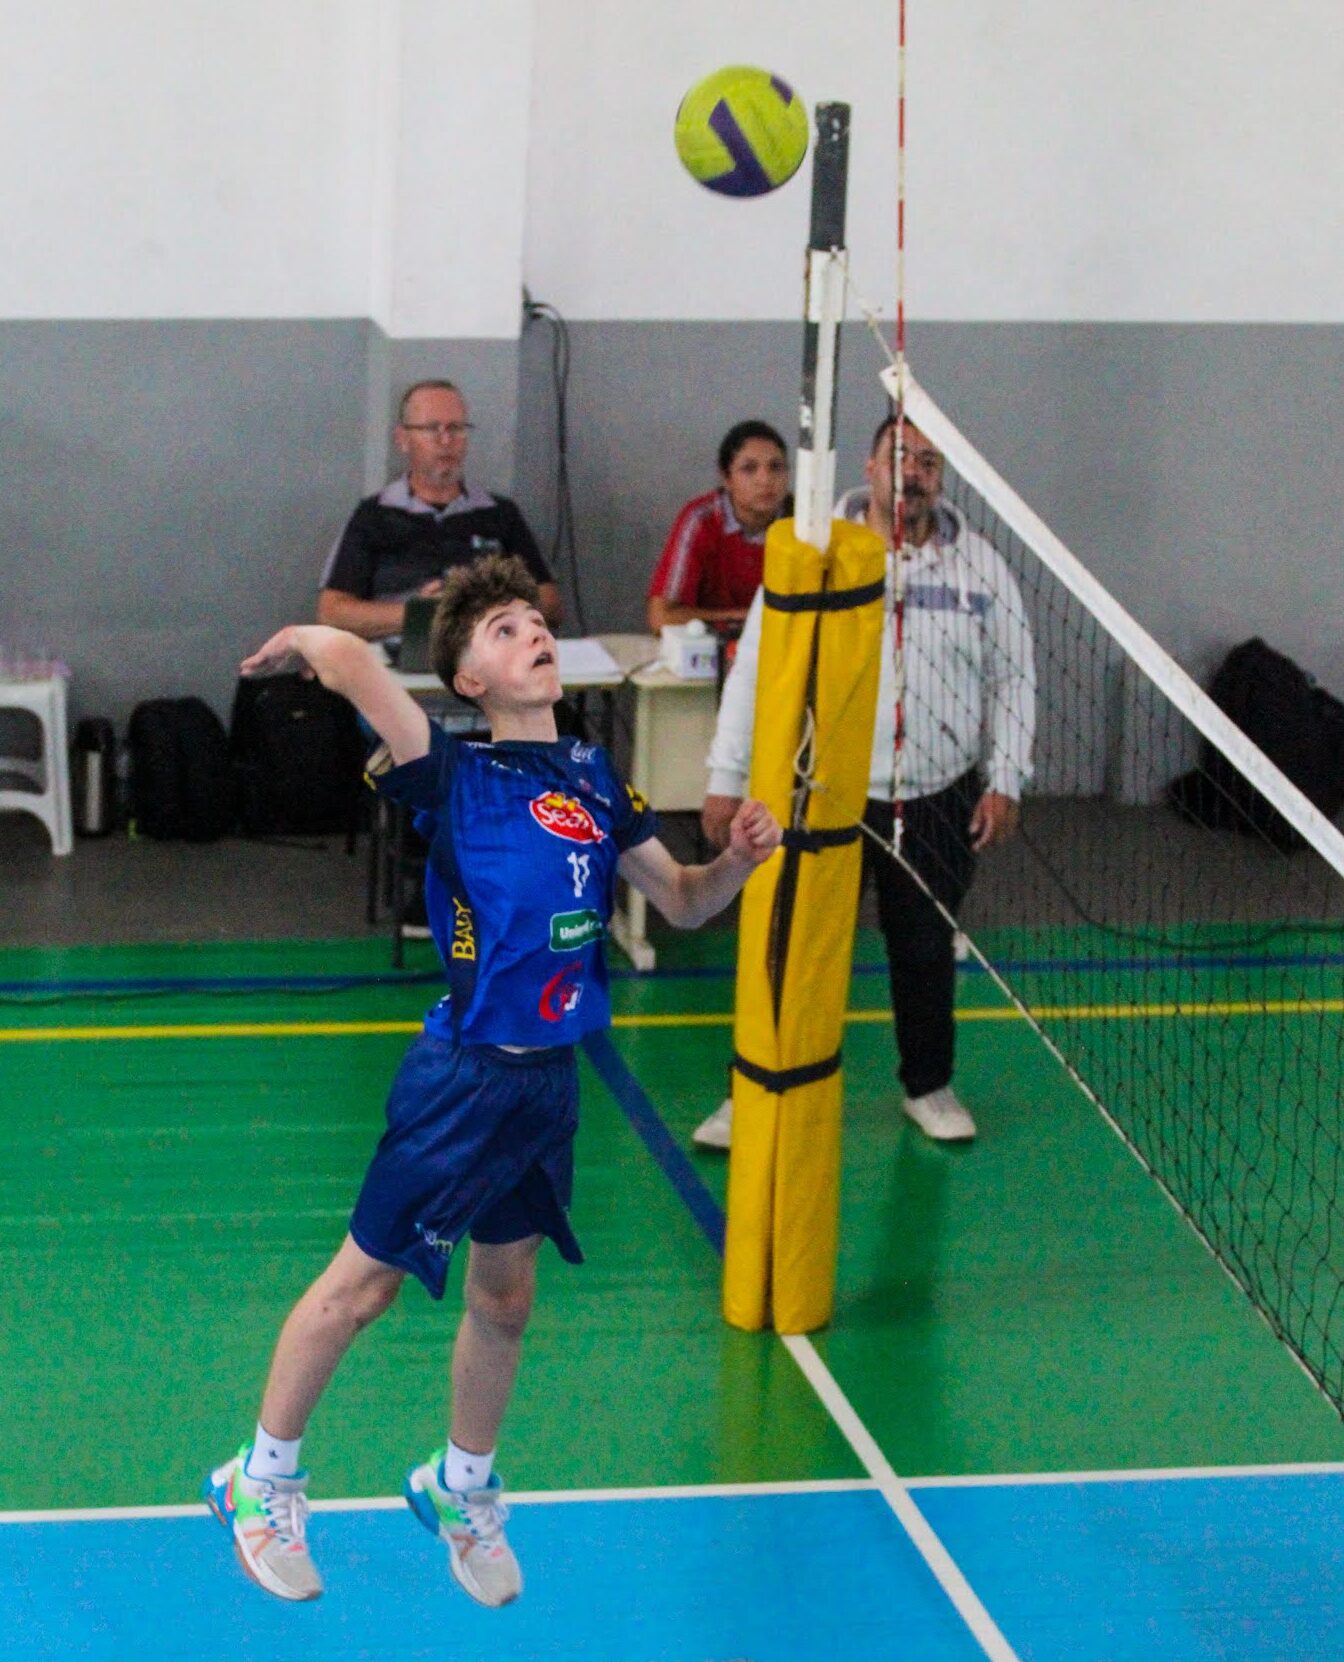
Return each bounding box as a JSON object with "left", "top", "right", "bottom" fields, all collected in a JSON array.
[{"left": 694, "top": 415, "right": 1036, "bottom": 1149}]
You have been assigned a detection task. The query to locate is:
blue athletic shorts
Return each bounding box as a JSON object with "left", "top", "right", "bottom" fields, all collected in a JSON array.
[{"left": 349, "top": 1032, "right": 583, "bottom": 1298}]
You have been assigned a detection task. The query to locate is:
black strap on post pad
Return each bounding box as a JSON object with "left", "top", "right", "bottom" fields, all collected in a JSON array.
[
  {"left": 763, "top": 578, "right": 886, "bottom": 615},
  {"left": 732, "top": 1050, "right": 842, "bottom": 1093},
  {"left": 780, "top": 825, "right": 861, "bottom": 853}
]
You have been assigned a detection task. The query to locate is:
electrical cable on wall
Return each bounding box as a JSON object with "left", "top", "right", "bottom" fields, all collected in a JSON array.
[{"left": 523, "top": 296, "right": 589, "bottom": 633}]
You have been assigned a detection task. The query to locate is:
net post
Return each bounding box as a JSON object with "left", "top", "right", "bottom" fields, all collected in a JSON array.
[
  {"left": 726, "top": 101, "right": 886, "bottom": 1337},
  {"left": 795, "top": 103, "right": 850, "bottom": 552}
]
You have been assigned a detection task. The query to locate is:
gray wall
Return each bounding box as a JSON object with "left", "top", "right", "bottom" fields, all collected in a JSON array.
[
  {"left": 3, "top": 314, "right": 1341, "bottom": 771},
  {"left": 0, "top": 319, "right": 368, "bottom": 728},
  {"left": 513, "top": 319, "right": 1344, "bottom": 799},
  {"left": 515, "top": 320, "right": 1344, "bottom": 694},
  {"left": 0, "top": 322, "right": 521, "bottom": 729}
]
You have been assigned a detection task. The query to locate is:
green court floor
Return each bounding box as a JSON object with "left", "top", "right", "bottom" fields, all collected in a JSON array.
[{"left": 2, "top": 930, "right": 1342, "bottom": 1514}]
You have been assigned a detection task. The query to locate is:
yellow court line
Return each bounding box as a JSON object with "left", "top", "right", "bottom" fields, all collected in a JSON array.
[
  {"left": 0, "top": 998, "right": 1341, "bottom": 1045},
  {"left": 0, "top": 1020, "right": 421, "bottom": 1044}
]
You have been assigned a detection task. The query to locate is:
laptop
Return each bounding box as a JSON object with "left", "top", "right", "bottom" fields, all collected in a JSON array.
[{"left": 397, "top": 597, "right": 438, "bottom": 675}]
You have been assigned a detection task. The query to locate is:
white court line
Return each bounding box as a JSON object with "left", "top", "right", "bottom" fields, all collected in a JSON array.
[
  {"left": 782, "top": 1334, "right": 1021, "bottom": 1662},
  {"left": 0, "top": 1476, "right": 875, "bottom": 1526},
  {"left": 909, "top": 1460, "right": 1344, "bottom": 1489},
  {"left": 10, "top": 1460, "right": 1342, "bottom": 1527}
]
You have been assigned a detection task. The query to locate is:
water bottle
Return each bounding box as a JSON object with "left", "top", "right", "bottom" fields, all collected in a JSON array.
[{"left": 72, "top": 718, "right": 116, "bottom": 837}]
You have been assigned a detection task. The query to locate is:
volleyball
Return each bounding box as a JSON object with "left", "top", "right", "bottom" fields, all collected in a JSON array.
[{"left": 673, "top": 66, "right": 809, "bottom": 198}]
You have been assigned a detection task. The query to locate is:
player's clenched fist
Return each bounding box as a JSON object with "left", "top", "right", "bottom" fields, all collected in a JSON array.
[{"left": 727, "top": 798, "right": 782, "bottom": 866}]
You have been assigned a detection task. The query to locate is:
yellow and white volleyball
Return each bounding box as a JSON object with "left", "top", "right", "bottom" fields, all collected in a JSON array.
[{"left": 673, "top": 66, "right": 809, "bottom": 198}]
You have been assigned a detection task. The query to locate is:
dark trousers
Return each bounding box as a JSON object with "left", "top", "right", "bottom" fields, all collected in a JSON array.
[{"left": 862, "top": 771, "right": 980, "bottom": 1099}]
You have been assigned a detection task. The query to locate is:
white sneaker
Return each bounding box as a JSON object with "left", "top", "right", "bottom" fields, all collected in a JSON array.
[
  {"left": 903, "top": 1086, "right": 976, "bottom": 1142},
  {"left": 692, "top": 1098, "right": 734, "bottom": 1150},
  {"left": 203, "top": 1446, "right": 323, "bottom": 1601},
  {"left": 405, "top": 1455, "right": 522, "bottom": 1608}
]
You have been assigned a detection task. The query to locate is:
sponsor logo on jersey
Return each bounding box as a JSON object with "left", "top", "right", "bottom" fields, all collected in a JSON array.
[
  {"left": 570, "top": 740, "right": 597, "bottom": 764},
  {"left": 529, "top": 790, "right": 606, "bottom": 845},
  {"left": 451, "top": 896, "right": 476, "bottom": 962},
  {"left": 625, "top": 783, "right": 650, "bottom": 815},
  {"left": 549, "top": 908, "right": 604, "bottom": 952},
  {"left": 539, "top": 961, "right": 584, "bottom": 1021},
  {"left": 567, "top": 851, "right": 591, "bottom": 896}
]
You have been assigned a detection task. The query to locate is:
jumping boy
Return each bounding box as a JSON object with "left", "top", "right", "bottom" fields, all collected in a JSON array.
[{"left": 204, "top": 554, "right": 780, "bottom": 1608}]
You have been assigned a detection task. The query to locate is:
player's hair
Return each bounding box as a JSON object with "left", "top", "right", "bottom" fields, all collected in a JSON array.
[
  {"left": 717, "top": 419, "right": 788, "bottom": 474},
  {"left": 430, "top": 553, "right": 543, "bottom": 690},
  {"left": 397, "top": 378, "right": 461, "bottom": 423},
  {"left": 870, "top": 412, "right": 940, "bottom": 461}
]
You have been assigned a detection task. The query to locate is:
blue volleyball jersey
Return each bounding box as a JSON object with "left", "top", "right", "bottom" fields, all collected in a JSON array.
[{"left": 374, "top": 725, "right": 658, "bottom": 1047}]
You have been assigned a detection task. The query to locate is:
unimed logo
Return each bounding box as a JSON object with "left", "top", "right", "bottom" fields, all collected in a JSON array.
[{"left": 549, "top": 908, "right": 603, "bottom": 952}]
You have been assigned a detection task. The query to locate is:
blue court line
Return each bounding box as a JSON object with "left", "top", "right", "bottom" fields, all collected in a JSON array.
[
  {"left": 3, "top": 948, "right": 1327, "bottom": 1009},
  {"left": 0, "top": 971, "right": 441, "bottom": 997},
  {"left": 3, "top": 948, "right": 1342, "bottom": 1001},
  {"left": 581, "top": 1028, "right": 726, "bottom": 1256}
]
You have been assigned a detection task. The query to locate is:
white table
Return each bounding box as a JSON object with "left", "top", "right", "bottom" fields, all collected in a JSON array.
[
  {"left": 600, "top": 635, "right": 721, "bottom": 971},
  {"left": 392, "top": 635, "right": 629, "bottom": 699}
]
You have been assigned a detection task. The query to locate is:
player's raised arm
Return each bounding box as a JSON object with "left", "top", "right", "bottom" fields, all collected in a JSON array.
[
  {"left": 618, "top": 799, "right": 781, "bottom": 929},
  {"left": 240, "top": 624, "right": 430, "bottom": 766}
]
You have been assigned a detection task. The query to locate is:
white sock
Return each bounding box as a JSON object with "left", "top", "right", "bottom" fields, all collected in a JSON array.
[
  {"left": 442, "top": 1439, "right": 494, "bottom": 1493},
  {"left": 246, "top": 1424, "right": 303, "bottom": 1480}
]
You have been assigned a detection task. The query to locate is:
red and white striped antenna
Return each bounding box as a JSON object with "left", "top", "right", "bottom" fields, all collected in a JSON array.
[{"left": 889, "top": 0, "right": 909, "bottom": 844}]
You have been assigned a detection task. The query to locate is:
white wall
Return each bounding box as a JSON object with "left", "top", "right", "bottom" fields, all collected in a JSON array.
[
  {"left": 0, "top": 0, "right": 530, "bottom": 338},
  {"left": 525, "top": 0, "right": 1344, "bottom": 322},
  {"left": 0, "top": 0, "right": 377, "bottom": 320},
  {"left": 372, "top": 0, "right": 532, "bottom": 337},
  {"left": 2, "top": 1, "right": 1339, "bottom": 330}
]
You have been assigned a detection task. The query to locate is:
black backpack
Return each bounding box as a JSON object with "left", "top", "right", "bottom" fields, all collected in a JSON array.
[
  {"left": 127, "top": 698, "right": 235, "bottom": 841},
  {"left": 229, "top": 673, "right": 364, "bottom": 836},
  {"left": 1168, "top": 638, "right": 1344, "bottom": 852}
]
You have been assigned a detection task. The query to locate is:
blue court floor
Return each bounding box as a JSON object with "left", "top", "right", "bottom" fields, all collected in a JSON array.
[{"left": 5, "top": 1469, "right": 1344, "bottom": 1661}]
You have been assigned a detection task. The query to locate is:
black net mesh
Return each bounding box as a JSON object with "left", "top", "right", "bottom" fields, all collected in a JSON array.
[{"left": 882, "top": 436, "right": 1344, "bottom": 1411}]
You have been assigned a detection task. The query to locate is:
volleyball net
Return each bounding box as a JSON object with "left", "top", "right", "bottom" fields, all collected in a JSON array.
[{"left": 880, "top": 370, "right": 1344, "bottom": 1410}]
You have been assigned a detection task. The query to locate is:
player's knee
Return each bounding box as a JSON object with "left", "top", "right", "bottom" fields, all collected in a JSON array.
[
  {"left": 318, "top": 1266, "right": 400, "bottom": 1332},
  {"left": 348, "top": 1274, "right": 401, "bottom": 1330},
  {"left": 466, "top": 1275, "right": 534, "bottom": 1341}
]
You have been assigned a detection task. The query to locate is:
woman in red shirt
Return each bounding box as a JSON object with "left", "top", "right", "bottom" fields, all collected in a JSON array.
[{"left": 646, "top": 421, "right": 790, "bottom": 633}]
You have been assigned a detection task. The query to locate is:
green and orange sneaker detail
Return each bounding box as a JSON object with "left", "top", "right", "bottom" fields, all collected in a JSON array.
[
  {"left": 404, "top": 1449, "right": 522, "bottom": 1607},
  {"left": 203, "top": 1444, "right": 323, "bottom": 1602}
]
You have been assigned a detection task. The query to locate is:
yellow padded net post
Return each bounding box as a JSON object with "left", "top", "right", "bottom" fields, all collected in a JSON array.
[{"left": 723, "top": 514, "right": 886, "bottom": 1333}]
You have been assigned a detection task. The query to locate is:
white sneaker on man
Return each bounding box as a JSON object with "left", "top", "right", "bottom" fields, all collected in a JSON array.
[
  {"left": 903, "top": 1086, "right": 977, "bottom": 1142},
  {"left": 691, "top": 1098, "right": 734, "bottom": 1150}
]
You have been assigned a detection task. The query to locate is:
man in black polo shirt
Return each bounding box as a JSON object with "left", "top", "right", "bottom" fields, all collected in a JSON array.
[{"left": 318, "top": 379, "right": 562, "bottom": 637}]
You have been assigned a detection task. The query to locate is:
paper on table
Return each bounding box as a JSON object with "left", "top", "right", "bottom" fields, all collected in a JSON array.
[{"left": 557, "top": 637, "right": 622, "bottom": 680}]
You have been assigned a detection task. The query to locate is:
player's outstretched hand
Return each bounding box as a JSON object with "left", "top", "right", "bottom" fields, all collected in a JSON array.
[
  {"left": 240, "top": 626, "right": 316, "bottom": 680},
  {"left": 728, "top": 798, "right": 782, "bottom": 866}
]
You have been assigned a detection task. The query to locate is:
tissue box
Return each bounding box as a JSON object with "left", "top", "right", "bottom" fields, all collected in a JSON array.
[{"left": 659, "top": 624, "right": 719, "bottom": 680}]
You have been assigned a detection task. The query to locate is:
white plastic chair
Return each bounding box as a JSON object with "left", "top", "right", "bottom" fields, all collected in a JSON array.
[{"left": 0, "top": 675, "right": 73, "bottom": 855}]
